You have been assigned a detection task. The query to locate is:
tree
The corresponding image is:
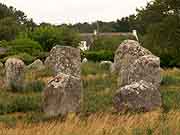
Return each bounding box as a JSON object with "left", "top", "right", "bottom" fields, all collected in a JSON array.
[
  {"left": 29, "top": 26, "right": 80, "bottom": 51},
  {"left": 0, "top": 17, "right": 20, "bottom": 41},
  {"left": 0, "top": 3, "right": 35, "bottom": 41},
  {"left": 134, "top": 0, "right": 180, "bottom": 67}
]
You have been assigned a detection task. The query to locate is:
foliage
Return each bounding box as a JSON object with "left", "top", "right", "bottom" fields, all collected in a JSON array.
[
  {"left": 0, "top": 38, "right": 42, "bottom": 64},
  {"left": 0, "top": 17, "right": 20, "bottom": 41},
  {"left": 1, "top": 38, "right": 42, "bottom": 55},
  {"left": 90, "top": 35, "right": 135, "bottom": 52},
  {"left": 70, "top": 19, "right": 131, "bottom": 33},
  {"left": 142, "top": 15, "right": 180, "bottom": 67},
  {"left": 29, "top": 26, "right": 80, "bottom": 51},
  {"left": 0, "top": 3, "right": 35, "bottom": 41},
  {"left": 83, "top": 51, "right": 114, "bottom": 62},
  {"left": 132, "top": 0, "right": 180, "bottom": 67}
]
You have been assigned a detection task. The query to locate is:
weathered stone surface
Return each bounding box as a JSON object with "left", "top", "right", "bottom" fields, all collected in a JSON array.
[
  {"left": 42, "top": 73, "right": 82, "bottom": 117},
  {"left": 0, "top": 62, "right": 3, "bottom": 69},
  {"left": 5, "top": 58, "right": 25, "bottom": 90},
  {"left": 27, "top": 59, "right": 45, "bottom": 70},
  {"left": 100, "top": 61, "right": 113, "bottom": 66},
  {"left": 129, "top": 55, "right": 161, "bottom": 87},
  {"left": 0, "top": 47, "right": 8, "bottom": 55},
  {"left": 82, "top": 58, "right": 88, "bottom": 63},
  {"left": 113, "top": 80, "right": 162, "bottom": 112},
  {"left": 45, "top": 45, "right": 81, "bottom": 77},
  {"left": 100, "top": 61, "right": 113, "bottom": 70},
  {"left": 114, "top": 40, "right": 152, "bottom": 86},
  {"left": 110, "top": 63, "right": 116, "bottom": 73}
]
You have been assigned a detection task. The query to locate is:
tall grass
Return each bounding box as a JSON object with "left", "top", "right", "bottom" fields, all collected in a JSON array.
[
  {"left": 0, "top": 62, "right": 180, "bottom": 134},
  {"left": 1, "top": 111, "right": 180, "bottom": 135}
]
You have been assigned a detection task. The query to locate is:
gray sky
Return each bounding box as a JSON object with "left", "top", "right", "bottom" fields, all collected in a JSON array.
[{"left": 0, "top": 0, "right": 149, "bottom": 24}]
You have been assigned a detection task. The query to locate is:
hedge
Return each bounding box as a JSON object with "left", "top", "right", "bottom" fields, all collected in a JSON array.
[{"left": 83, "top": 51, "right": 114, "bottom": 62}]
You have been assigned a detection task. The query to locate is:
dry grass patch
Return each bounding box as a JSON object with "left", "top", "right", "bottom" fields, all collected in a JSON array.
[{"left": 1, "top": 111, "right": 180, "bottom": 135}]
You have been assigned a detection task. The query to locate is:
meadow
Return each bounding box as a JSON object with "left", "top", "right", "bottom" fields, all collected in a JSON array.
[{"left": 0, "top": 62, "right": 180, "bottom": 135}]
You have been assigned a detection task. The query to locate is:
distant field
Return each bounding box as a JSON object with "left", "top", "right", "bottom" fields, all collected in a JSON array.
[{"left": 0, "top": 62, "right": 180, "bottom": 135}]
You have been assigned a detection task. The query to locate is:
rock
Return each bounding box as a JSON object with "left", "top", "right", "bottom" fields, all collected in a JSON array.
[
  {"left": 110, "top": 63, "right": 116, "bottom": 73},
  {"left": 5, "top": 58, "right": 25, "bottom": 90},
  {"left": 45, "top": 45, "right": 81, "bottom": 77},
  {"left": 128, "top": 55, "right": 161, "bottom": 87},
  {"left": 0, "top": 62, "right": 3, "bottom": 69},
  {"left": 100, "top": 61, "right": 113, "bottom": 70},
  {"left": 100, "top": 61, "right": 113, "bottom": 66},
  {"left": 113, "top": 80, "right": 162, "bottom": 112},
  {"left": 42, "top": 73, "right": 82, "bottom": 117},
  {"left": 114, "top": 40, "right": 152, "bottom": 86},
  {"left": 0, "top": 47, "right": 8, "bottom": 55},
  {"left": 82, "top": 58, "right": 88, "bottom": 63},
  {"left": 27, "top": 59, "right": 45, "bottom": 70}
]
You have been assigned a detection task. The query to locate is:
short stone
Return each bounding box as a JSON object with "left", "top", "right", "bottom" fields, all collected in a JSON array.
[
  {"left": 113, "top": 80, "right": 162, "bottom": 112},
  {"left": 0, "top": 62, "right": 3, "bottom": 69},
  {"left": 100, "top": 61, "right": 113, "bottom": 70},
  {"left": 5, "top": 58, "right": 25, "bottom": 90},
  {"left": 42, "top": 73, "right": 82, "bottom": 117},
  {"left": 27, "top": 59, "right": 45, "bottom": 70}
]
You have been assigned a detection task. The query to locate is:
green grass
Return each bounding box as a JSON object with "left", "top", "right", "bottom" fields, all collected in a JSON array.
[
  {"left": 0, "top": 62, "right": 180, "bottom": 125},
  {"left": 161, "top": 75, "right": 180, "bottom": 86},
  {"left": 0, "top": 91, "right": 41, "bottom": 114},
  {"left": 161, "top": 90, "right": 180, "bottom": 112},
  {"left": 81, "top": 61, "right": 109, "bottom": 76}
]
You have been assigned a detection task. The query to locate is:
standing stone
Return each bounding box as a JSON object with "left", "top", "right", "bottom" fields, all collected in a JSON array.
[
  {"left": 27, "top": 59, "right": 45, "bottom": 70},
  {"left": 113, "top": 40, "right": 162, "bottom": 112},
  {"left": 113, "top": 80, "right": 162, "bottom": 112},
  {"left": 42, "top": 73, "right": 82, "bottom": 117},
  {"left": 100, "top": 61, "right": 113, "bottom": 70},
  {"left": 5, "top": 58, "right": 25, "bottom": 90},
  {"left": 114, "top": 40, "right": 152, "bottom": 86},
  {"left": 45, "top": 45, "right": 81, "bottom": 77},
  {"left": 128, "top": 55, "right": 161, "bottom": 87},
  {"left": 0, "top": 62, "right": 3, "bottom": 69},
  {"left": 82, "top": 58, "right": 88, "bottom": 63}
]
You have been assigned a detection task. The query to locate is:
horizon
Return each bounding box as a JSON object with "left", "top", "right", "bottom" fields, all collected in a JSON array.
[{"left": 0, "top": 0, "right": 150, "bottom": 25}]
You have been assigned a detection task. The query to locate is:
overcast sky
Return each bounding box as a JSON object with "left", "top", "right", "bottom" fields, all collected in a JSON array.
[{"left": 0, "top": 0, "right": 149, "bottom": 24}]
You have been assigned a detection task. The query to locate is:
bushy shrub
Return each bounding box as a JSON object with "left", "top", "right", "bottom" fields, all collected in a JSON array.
[
  {"left": 0, "top": 38, "right": 42, "bottom": 56},
  {"left": 29, "top": 26, "right": 80, "bottom": 51},
  {"left": 142, "top": 16, "right": 180, "bottom": 67},
  {"left": 90, "top": 35, "right": 135, "bottom": 52},
  {"left": 0, "top": 17, "right": 21, "bottom": 41},
  {"left": 83, "top": 51, "right": 114, "bottom": 62},
  {"left": 0, "top": 38, "right": 42, "bottom": 64},
  {"left": 35, "top": 52, "right": 49, "bottom": 62}
]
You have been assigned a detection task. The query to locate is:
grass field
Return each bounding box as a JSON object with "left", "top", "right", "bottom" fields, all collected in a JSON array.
[{"left": 0, "top": 62, "right": 180, "bottom": 135}]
